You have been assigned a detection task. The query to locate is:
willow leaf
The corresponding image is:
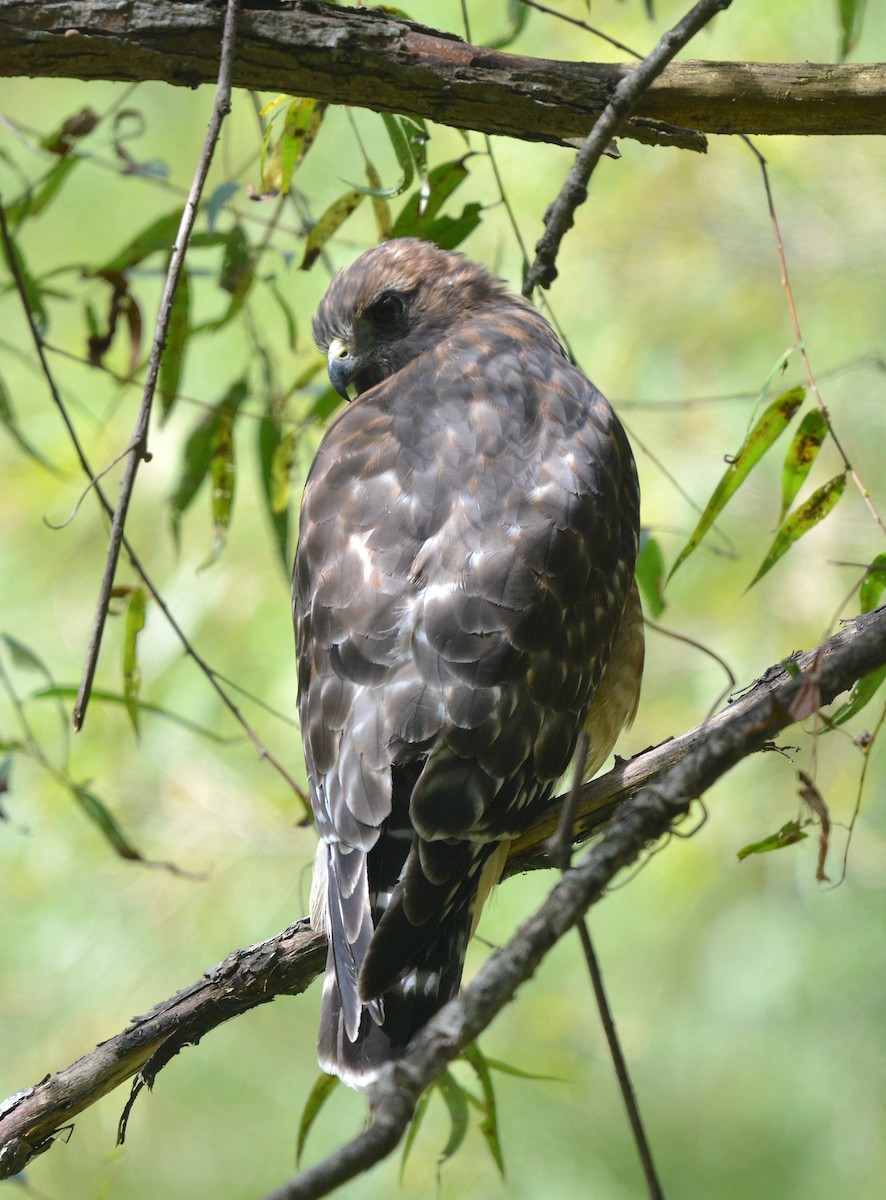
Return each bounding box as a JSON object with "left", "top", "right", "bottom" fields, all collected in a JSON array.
[
  {"left": 737, "top": 819, "right": 809, "bottom": 861},
  {"left": 750, "top": 471, "right": 847, "bottom": 587},
  {"left": 671, "top": 385, "right": 806, "bottom": 578},
  {"left": 299, "top": 190, "right": 364, "bottom": 271},
  {"left": 295, "top": 1072, "right": 339, "bottom": 1166},
  {"left": 860, "top": 552, "right": 886, "bottom": 613},
  {"left": 780, "top": 408, "right": 828, "bottom": 521},
  {"left": 828, "top": 663, "right": 886, "bottom": 728}
]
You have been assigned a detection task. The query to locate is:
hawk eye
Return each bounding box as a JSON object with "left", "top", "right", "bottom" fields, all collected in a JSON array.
[{"left": 366, "top": 292, "right": 405, "bottom": 329}]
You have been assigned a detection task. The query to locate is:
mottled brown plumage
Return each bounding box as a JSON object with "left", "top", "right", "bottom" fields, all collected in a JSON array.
[{"left": 294, "top": 238, "right": 643, "bottom": 1087}]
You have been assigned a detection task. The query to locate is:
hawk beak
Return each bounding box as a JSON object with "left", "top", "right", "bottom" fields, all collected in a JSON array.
[{"left": 327, "top": 338, "right": 357, "bottom": 401}]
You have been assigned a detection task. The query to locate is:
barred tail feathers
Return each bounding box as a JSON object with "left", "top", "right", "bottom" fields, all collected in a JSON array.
[{"left": 315, "top": 838, "right": 501, "bottom": 1089}]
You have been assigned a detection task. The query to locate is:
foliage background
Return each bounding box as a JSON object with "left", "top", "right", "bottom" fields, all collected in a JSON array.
[{"left": 1, "top": 1, "right": 885, "bottom": 1197}]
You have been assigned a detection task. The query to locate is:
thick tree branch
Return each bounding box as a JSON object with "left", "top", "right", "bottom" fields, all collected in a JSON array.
[
  {"left": 0, "top": 1, "right": 884, "bottom": 144},
  {"left": 1, "top": 605, "right": 884, "bottom": 1183}
]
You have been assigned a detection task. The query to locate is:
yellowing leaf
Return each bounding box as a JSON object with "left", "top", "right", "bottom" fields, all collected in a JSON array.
[
  {"left": 750, "top": 471, "right": 847, "bottom": 587},
  {"left": 262, "top": 98, "right": 325, "bottom": 195},
  {"left": 779, "top": 408, "right": 828, "bottom": 522},
  {"left": 365, "top": 160, "right": 393, "bottom": 241},
  {"left": 670, "top": 386, "right": 806, "bottom": 578},
  {"left": 299, "top": 190, "right": 364, "bottom": 271}
]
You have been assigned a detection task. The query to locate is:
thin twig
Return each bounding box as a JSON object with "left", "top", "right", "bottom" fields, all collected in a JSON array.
[
  {"left": 644, "top": 616, "right": 737, "bottom": 720},
  {"left": 517, "top": 0, "right": 644, "bottom": 58},
  {"left": 524, "top": 0, "right": 733, "bottom": 295},
  {"left": 550, "top": 736, "right": 667, "bottom": 1200},
  {"left": 73, "top": 0, "right": 243, "bottom": 732},
  {"left": 743, "top": 136, "right": 886, "bottom": 539}
]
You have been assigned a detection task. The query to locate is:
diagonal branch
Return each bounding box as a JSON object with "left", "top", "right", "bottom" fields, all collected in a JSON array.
[
  {"left": 1, "top": 605, "right": 883, "bottom": 1185},
  {"left": 0, "top": 2, "right": 885, "bottom": 144},
  {"left": 265, "top": 603, "right": 886, "bottom": 1200}
]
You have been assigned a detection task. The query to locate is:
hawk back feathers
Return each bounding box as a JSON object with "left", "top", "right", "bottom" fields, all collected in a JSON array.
[{"left": 295, "top": 239, "right": 643, "bottom": 1088}]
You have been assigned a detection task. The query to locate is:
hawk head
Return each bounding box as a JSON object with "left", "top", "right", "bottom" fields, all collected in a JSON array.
[{"left": 312, "top": 238, "right": 515, "bottom": 399}]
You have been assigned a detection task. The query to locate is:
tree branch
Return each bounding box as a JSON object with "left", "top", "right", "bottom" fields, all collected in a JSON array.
[
  {"left": 1, "top": 605, "right": 883, "bottom": 1184},
  {"left": 0, "top": 1, "right": 884, "bottom": 144},
  {"left": 525, "top": 0, "right": 733, "bottom": 293}
]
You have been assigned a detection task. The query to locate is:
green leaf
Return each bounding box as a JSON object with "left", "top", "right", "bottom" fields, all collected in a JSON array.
[
  {"left": 838, "top": 0, "right": 867, "bottom": 60},
  {"left": 737, "top": 819, "right": 809, "bottom": 861},
  {"left": 0, "top": 229, "right": 48, "bottom": 332},
  {"left": 71, "top": 784, "right": 142, "bottom": 861},
  {"left": 481, "top": 1056, "right": 563, "bottom": 1082},
  {"left": 169, "top": 379, "right": 248, "bottom": 544},
  {"left": 257, "top": 413, "right": 293, "bottom": 575},
  {"left": 190, "top": 227, "right": 255, "bottom": 337},
  {"left": 423, "top": 203, "right": 483, "bottom": 252},
  {"left": 400, "top": 1090, "right": 433, "bottom": 1180},
  {"left": 779, "top": 408, "right": 828, "bottom": 522},
  {"left": 169, "top": 414, "right": 216, "bottom": 542},
  {"left": 462, "top": 1044, "right": 505, "bottom": 1176},
  {"left": 392, "top": 158, "right": 470, "bottom": 238},
  {"left": 352, "top": 113, "right": 416, "bottom": 201},
  {"left": 307, "top": 385, "right": 344, "bottom": 425},
  {"left": 200, "top": 411, "right": 236, "bottom": 569},
  {"left": 670, "top": 386, "right": 806, "bottom": 578},
  {"left": 262, "top": 98, "right": 325, "bottom": 195},
  {"left": 158, "top": 266, "right": 190, "bottom": 421},
  {"left": 750, "top": 471, "right": 847, "bottom": 587},
  {"left": 400, "top": 116, "right": 430, "bottom": 213},
  {"left": 486, "top": 0, "right": 530, "bottom": 49},
  {"left": 860, "top": 552, "right": 886, "bottom": 613},
  {"left": 1, "top": 634, "right": 69, "bottom": 754},
  {"left": 122, "top": 588, "right": 147, "bottom": 738},
  {"left": 205, "top": 181, "right": 240, "bottom": 233},
  {"left": 295, "top": 1072, "right": 338, "bottom": 1166},
  {"left": 827, "top": 663, "right": 886, "bottom": 728},
  {"left": 96, "top": 208, "right": 184, "bottom": 275},
  {"left": 635, "top": 532, "right": 666, "bottom": 618},
  {"left": 269, "top": 279, "right": 298, "bottom": 350},
  {"left": 299, "top": 190, "right": 365, "bottom": 271},
  {"left": 6, "top": 156, "right": 80, "bottom": 227},
  {"left": 436, "top": 1070, "right": 470, "bottom": 1164},
  {"left": 0, "top": 374, "right": 60, "bottom": 471},
  {"left": 364, "top": 159, "right": 393, "bottom": 241}
]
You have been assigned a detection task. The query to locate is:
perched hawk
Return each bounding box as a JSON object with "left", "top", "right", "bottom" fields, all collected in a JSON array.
[{"left": 295, "top": 238, "right": 643, "bottom": 1088}]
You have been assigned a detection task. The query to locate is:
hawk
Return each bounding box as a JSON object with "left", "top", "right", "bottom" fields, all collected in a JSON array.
[{"left": 294, "top": 238, "right": 643, "bottom": 1088}]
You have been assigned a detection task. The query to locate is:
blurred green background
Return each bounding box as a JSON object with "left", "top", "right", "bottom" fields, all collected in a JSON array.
[{"left": 1, "top": 1, "right": 885, "bottom": 1197}]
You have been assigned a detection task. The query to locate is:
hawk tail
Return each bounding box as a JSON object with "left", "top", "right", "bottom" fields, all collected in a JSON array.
[{"left": 318, "top": 892, "right": 473, "bottom": 1090}]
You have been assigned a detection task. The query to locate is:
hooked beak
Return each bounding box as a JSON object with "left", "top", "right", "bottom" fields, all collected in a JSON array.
[{"left": 327, "top": 337, "right": 358, "bottom": 401}]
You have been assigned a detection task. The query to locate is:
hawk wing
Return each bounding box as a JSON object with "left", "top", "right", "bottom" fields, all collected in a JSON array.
[{"left": 295, "top": 269, "right": 641, "bottom": 1088}]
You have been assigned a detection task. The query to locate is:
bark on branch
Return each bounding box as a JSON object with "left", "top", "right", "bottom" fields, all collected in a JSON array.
[
  {"left": 1, "top": 605, "right": 884, "bottom": 1185},
  {"left": 0, "top": 1, "right": 884, "bottom": 145}
]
